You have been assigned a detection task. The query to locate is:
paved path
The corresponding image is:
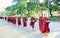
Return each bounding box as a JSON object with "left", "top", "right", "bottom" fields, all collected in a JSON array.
[{"left": 0, "top": 19, "right": 60, "bottom": 38}]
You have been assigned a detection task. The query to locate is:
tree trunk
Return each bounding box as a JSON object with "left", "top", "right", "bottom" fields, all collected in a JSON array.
[{"left": 49, "top": 8, "right": 53, "bottom": 17}]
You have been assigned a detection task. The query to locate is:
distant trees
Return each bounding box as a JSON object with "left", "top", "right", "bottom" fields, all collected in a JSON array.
[{"left": 5, "top": 0, "right": 60, "bottom": 17}]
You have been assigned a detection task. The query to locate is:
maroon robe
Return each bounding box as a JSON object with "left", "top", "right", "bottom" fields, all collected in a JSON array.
[
  {"left": 8, "top": 17, "right": 11, "bottom": 22},
  {"left": 5, "top": 17, "right": 7, "bottom": 20},
  {"left": 42, "top": 17, "right": 50, "bottom": 33},
  {"left": 22, "top": 17, "right": 27, "bottom": 27},
  {"left": 18, "top": 17, "right": 21, "bottom": 25},
  {"left": 8, "top": 17, "right": 21, "bottom": 25},
  {"left": 0, "top": 16, "right": 4, "bottom": 19},
  {"left": 8, "top": 17, "right": 16, "bottom": 24},
  {"left": 12, "top": 17, "right": 21, "bottom": 25},
  {"left": 11, "top": 17, "right": 16, "bottom": 24},
  {"left": 30, "top": 17, "right": 35, "bottom": 29},
  {"left": 39, "top": 16, "right": 43, "bottom": 32}
]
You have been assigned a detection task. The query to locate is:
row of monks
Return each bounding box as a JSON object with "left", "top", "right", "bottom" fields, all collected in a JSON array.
[{"left": 0, "top": 14, "right": 50, "bottom": 37}]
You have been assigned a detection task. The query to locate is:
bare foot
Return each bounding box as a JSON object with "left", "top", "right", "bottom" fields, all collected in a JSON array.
[
  {"left": 32, "top": 28, "right": 34, "bottom": 32},
  {"left": 24, "top": 27, "right": 27, "bottom": 29},
  {"left": 18, "top": 25, "right": 21, "bottom": 28}
]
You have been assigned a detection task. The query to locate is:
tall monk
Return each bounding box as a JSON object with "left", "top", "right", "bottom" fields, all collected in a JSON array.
[
  {"left": 38, "top": 14, "right": 43, "bottom": 33},
  {"left": 22, "top": 15, "right": 27, "bottom": 28},
  {"left": 30, "top": 15, "right": 36, "bottom": 31},
  {"left": 42, "top": 13, "right": 50, "bottom": 38}
]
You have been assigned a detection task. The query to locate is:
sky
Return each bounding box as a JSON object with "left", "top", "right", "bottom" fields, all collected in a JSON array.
[
  {"left": 0, "top": 0, "right": 12, "bottom": 12},
  {"left": 0, "top": 0, "right": 44, "bottom": 12}
]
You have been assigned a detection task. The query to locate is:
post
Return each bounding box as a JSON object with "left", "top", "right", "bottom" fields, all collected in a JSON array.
[
  {"left": 16, "top": 11, "right": 18, "bottom": 27},
  {"left": 48, "top": 0, "right": 51, "bottom": 17}
]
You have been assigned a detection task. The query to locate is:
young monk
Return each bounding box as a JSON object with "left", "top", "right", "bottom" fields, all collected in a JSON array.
[
  {"left": 43, "top": 13, "right": 50, "bottom": 38},
  {"left": 18, "top": 17, "right": 21, "bottom": 27},
  {"left": 38, "top": 14, "right": 43, "bottom": 33},
  {"left": 39, "top": 13, "right": 50, "bottom": 38},
  {"left": 30, "top": 15, "right": 36, "bottom": 31},
  {"left": 22, "top": 14, "right": 27, "bottom": 28},
  {"left": 18, "top": 14, "right": 21, "bottom": 27}
]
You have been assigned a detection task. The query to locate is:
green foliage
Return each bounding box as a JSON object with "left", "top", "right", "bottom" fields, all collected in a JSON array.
[
  {"left": 5, "top": 6, "right": 11, "bottom": 11},
  {"left": 5, "top": 0, "right": 60, "bottom": 17},
  {"left": 49, "top": 16, "right": 57, "bottom": 21},
  {"left": 50, "top": 5, "right": 58, "bottom": 11},
  {"left": 27, "top": 2, "right": 37, "bottom": 12}
]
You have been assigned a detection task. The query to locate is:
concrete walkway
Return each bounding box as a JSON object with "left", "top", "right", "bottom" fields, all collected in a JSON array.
[{"left": 0, "top": 19, "right": 60, "bottom": 38}]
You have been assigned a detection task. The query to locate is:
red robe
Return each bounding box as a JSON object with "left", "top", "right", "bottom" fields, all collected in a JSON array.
[
  {"left": 12, "top": 17, "right": 21, "bottom": 25},
  {"left": 8, "top": 17, "right": 21, "bottom": 26},
  {"left": 8, "top": 17, "right": 16, "bottom": 24},
  {"left": 5, "top": 17, "right": 7, "bottom": 20},
  {"left": 18, "top": 17, "right": 21, "bottom": 25},
  {"left": 12, "top": 17, "right": 16, "bottom": 24},
  {"left": 8, "top": 17, "right": 11, "bottom": 22},
  {"left": 42, "top": 17, "right": 50, "bottom": 33},
  {"left": 22, "top": 17, "right": 27, "bottom": 27},
  {"left": 39, "top": 16, "right": 43, "bottom": 32},
  {"left": 0, "top": 16, "right": 4, "bottom": 19},
  {"left": 30, "top": 17, "right": 35, "bottom": 29}
]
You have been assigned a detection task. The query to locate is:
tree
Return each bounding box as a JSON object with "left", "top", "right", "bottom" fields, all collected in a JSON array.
[
  {"left": 13, "top": 0, "right": 28, "bottom": 15},
  {"left": 44, "top": 0, "right": 58, "bottom": 17}
]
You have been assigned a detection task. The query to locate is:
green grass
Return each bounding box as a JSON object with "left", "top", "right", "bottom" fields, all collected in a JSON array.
[{"left": 49, "top": 17, "right": 59, "bottom": 21}]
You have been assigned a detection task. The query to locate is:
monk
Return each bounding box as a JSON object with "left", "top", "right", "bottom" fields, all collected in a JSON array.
[
  {"left": 22, "top": 15, "right": 27, "bottom": 28},
  {"left": 39, "top": 13, "right": 50, "bottom": 38},
  {"left": 30, "top": 15, "right": 36, "bottom": 31},
  {"left": 42, "top": 13, "right": 50, "bottom": 38},
  {"left": 18, "top": 17, "right": 21, "bottom": 26},
  {"left": 18, "top": 14, "right": 21, "bottom": 27},
  {"left": 38, "top": 14, "right": 43, "bottom": 33}
]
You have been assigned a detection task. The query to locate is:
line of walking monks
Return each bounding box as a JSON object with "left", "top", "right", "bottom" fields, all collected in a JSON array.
[{"left": 0, "top": 14, "right": 50, "bottom": 37}]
